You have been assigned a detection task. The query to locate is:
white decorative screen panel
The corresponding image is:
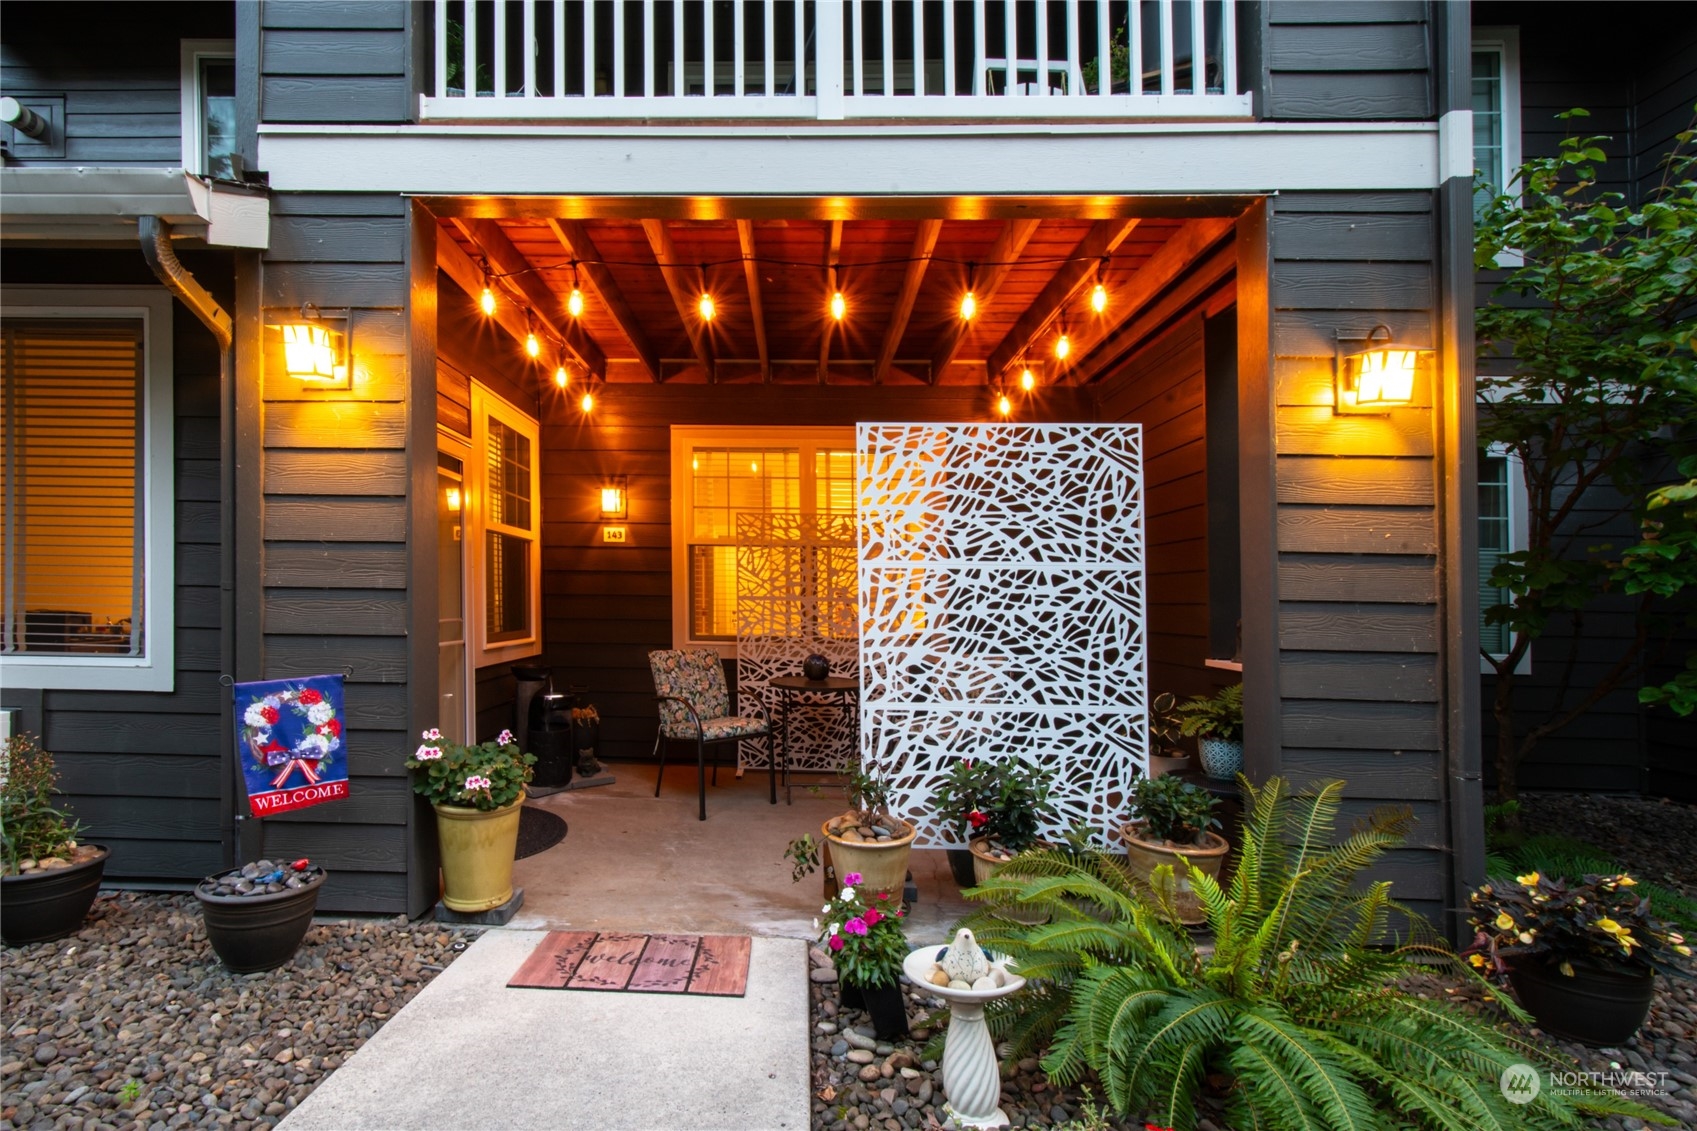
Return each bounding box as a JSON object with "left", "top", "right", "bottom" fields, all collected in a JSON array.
[
  {"left": 858, "top": 423, "right": 1147, "bottom": 848},
  {"left": 736, "top": 513, "right": 859, "bottom": 771}
]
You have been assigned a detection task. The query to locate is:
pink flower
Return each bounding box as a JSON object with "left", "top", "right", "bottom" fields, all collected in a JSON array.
[
  {"left": 413, "top": 744, "right": 442, "bottom": 761},
  {"left": 863, "top": 909, "right": 882, "bottom": 927},
  {"left": 465, "top": 775, "right": 492, "bottom": 792},
  {"left": 422, "top": 728, "right": 442, "bottom": 741},
  {"left": 842, "top": 872, "right": 863, "bottom": 887},
  {"left": 828, "top": 934, "right": 844, "bottom": 952},
  {"left": 497, "top": 729, "right": 516, "bottom": 746},
  {"left": 844, "top": 917, "right": 868, "bottom": 936}
]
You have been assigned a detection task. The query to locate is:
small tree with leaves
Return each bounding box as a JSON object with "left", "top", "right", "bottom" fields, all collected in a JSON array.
[{"left": 1474, "top": 110, "right": 1697, "bottom": 803}]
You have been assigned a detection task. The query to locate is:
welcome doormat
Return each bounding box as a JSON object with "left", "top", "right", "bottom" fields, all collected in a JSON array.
[{"left": 507, "top": 931, "right": 751, "bottom": 997}]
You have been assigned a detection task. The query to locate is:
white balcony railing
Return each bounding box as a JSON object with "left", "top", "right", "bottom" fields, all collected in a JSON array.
[{"left": 423, "top": 0, "right": 1251, "bottom": 120}]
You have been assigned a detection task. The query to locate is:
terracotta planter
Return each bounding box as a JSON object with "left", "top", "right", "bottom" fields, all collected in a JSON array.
[
  {"left": 822, "top": 814, "right": 915, "bottom": 898},
  {"left": 196, "top": 868, "right": 326, "bottom": 973},
  {"left": 1198, "top": 738, "right": 1242, "bottom": 781},
  {"left": 1120, "top": 824, "right": 1230, "bottom": 925},
  {"left": 435, "top": 794, "right": 525, "bottom": 912},
  {"left": 1, "top": 847, "right": 108, "bottom": 946},
  {"left": 1508, "top": 958, "right": 1656, "bottom": 1047},
  {"left": 967, "top": 838, "right": 1048, "bottom": 924}
]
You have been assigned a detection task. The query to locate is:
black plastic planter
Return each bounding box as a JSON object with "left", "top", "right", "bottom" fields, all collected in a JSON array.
[
  {"left": 0, "top": 848, "right": 108, "bottom": 946},
  {"left": 1508, "top": 958, "right": 1656, "bottom": 1047},
  {"left": 859, "top": 981, "right": 909, "bottom": 1041},
  {"left": 196, "top": 868, "right": 326, "bottom": 973}
]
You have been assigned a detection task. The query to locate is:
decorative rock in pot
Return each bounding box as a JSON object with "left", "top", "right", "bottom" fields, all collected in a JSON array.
[
  {"left": 787, "top": 765, "right": 915, "bottom": 900},
  {"left": 1, "top": 734, "right": 110, "bottom": 947},
  {"left": 196, "top": 858, "right": 327, "bottom": 972}
]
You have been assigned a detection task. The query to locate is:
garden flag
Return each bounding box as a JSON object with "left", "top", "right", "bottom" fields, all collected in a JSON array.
[{"left": 233, "top": 674, "right": 350, "bottom": 817}]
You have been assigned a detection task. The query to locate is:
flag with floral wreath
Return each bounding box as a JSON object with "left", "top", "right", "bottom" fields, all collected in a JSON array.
[{"left": 233, "top": 674, "right": 349, "bottom": 816}]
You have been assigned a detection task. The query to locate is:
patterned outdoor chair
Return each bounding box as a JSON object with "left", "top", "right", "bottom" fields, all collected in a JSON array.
[{"left": 648, "top": 648, "right": 770, "bottom": 821}]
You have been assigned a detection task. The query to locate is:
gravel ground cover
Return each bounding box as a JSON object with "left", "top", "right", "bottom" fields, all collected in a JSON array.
[{"left": 0, "top": 892, "right": 479, "bottom": 1131}]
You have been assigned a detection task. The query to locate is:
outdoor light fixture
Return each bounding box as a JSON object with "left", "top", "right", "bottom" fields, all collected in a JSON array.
[
  {"left": 580, "top": 391, "right": 595, "bottom": 413},
  {"left": 960, "top": 263, "right": 978, "bottom": 321},
  {"left": 1335, "top": 324, "right": 1426, "bottom": 414},
  {"left": 1091, "top": 255, "right": 1110, "bottom": 313},
  {"left": 277, "top": 304, "right": 351, "bottom": 388},
  {"left": 524, "top": 312, "right": 541, "bottom": 359},
  {"left": 996, "top": 390, "right": 1012, "bottom": 417},
  {"left": 1020, "top": 367, "right": 1036, "bottom": 392},
  {"left": 1054, "top": 332, "right": 1071, "bottom": 360},
  {"left": 567, "top": 262, "right": 585, "bottom": 317},
  {"left": 600, "top": 479, "right": 628, "bottom": 519},
  {"left": 445, "top": 487, "right": 462, "bottom": 513},
  {"left": 698, "top": 264, "right": 716, "bottom": 321},
  {"left": 830, "top": 290, "right": 847, "bottom": 321},
  {"left": 554, "top": 363, "right": 570, "bottom": 389},
  {"left": 479, "top": 281, "right": 498, "bottom": 317}
]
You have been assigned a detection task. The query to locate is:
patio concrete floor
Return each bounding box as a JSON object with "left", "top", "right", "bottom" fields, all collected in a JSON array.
[{"left": 509, "top": 761, "right": 975, "bottom": 943}]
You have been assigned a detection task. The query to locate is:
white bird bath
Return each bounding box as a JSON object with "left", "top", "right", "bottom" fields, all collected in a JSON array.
[{"left": 902, "top": 943, "right": 1028, "bottom": 1129}]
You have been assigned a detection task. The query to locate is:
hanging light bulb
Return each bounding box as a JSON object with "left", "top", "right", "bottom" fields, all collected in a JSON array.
[
  {"left": 580, "top": 391, "right": 595, "bottom": 413},
  {"left": 554, "top": 364, "right": 570, "bottom": 389},
  {"left": 997, "top": 393, "right": 1012, "bottom": 417},
  {"left": 525, "top": 331, "right": 541, "bottom": 359},
  {"left": 1091, "top": 281, "right": 1108, "bottom": 313},
  {"left": 830, "top": 291, "right": 846, "bottom": 321},
  {"left": 480, "top": 285, "right": 497, "bottom": 317},
  {"left": 1055, "top": 333, "right": 1071, "bottom": 360},
  {"left": 1020, "top": 367, "right": 1036, "bottom": 392},
  {"left": 960, "top": 262, "right": 978, "bottom": 321},
  {"left": 567, "top": 262, "right": 585, "bottom": 318},
  {"left": 697, "top": 264, "right": 715, "bottom": 321}
]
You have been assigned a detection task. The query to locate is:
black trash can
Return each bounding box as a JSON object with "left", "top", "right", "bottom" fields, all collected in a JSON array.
[{"left": 528, "top": 692, "right": 576, "bottom": 788}]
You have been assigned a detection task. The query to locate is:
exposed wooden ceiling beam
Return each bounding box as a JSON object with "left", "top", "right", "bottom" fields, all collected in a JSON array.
[
  {"left": 640, "top": 219, "right": 716, "bottom": 381},
  {"left": 454, "top": 219, "right": 606, "bottom": 380},
  {"left": 546, "top": 219, "right": 662, "bottom": 383},
  {"left": 818, "top": 219, "right": 843, "bottom": 382},
  {"left": 874, "top": 220, "right": 942, "bottom": 385},
  {"left": 984, "top": 218, "right": 1141, "bottom": 382},
  {"left": 437, "top": 232, "right": 535, "bottom": 355},
  {"left": 1066, "top": 217, "right": 1237, "bottom": 385},
  {"left": 735, "top": 220, "right": 771, "bottom": 382},
  {"left": 928, "top": 218, "right": 1042, "bottom": 384}
]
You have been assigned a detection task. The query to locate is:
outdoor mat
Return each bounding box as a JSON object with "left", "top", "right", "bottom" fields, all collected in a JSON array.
[
  {"left": 507, "top": 931, "right": 752, "bottom": 997},
  {"left": 514, "top": 806, "right": 568, "bottom": 860}
]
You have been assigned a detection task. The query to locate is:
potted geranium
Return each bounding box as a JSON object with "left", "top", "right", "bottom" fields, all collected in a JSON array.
[
  {"left": 1174, "top": 682, "right": 1243, "bottom": 780},
  {"left": 1119, "top": 773, "right": 1228, "bottom": 925},
  {"left": 1467, "top": 870, "right": 1693, "bottom": 1046},
  {"left": 1, "top": 735, "right": 108, "bottom": 946},
  {"left": 787, "top": 764, "right": 916, "bottom": 901},
  {"left": 406, "top": 728, "right": 536, "bottom": 912},
  {"left": 818, "top": 870, "right": 909, "bottom": 1039}
]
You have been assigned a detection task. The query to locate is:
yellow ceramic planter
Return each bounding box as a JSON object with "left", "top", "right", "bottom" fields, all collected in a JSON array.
[
  {"left": 823, "top": 814, "right": 915, "bottom": 897},
  {"left": 434, "top": 795, "right": 524, "bottom": 912}
]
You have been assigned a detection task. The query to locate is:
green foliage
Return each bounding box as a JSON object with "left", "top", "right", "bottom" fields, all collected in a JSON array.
[
  {"left": 1468, "top": 870, "right": 1693, "bottom": 977},
  {"left": 1172, "top": 683, "right": 1243, "bottom": 742},
  {"left": 1622, "top": 454, "right": 1697, "bottom": 715},
  {"left": 1473, "top": 110, "right": 1697, "bottom": 794},
  {"left": 845, "top": 764, "right": 894, "bottom": 823},
  {"left": 1, "top": 735, "right": 82, "bottom": 875},
  {"left": 818, "top": 877, "right": 908, "bottom": 988},
  {"left": 405, "top": 728, "right": 536, "bottom": 810},
  {"left": 1126, "top": 775, "right": 1219, "bottom": 846},
  {"left": 784, "top": 832, "right": 821, "bottom": 883},
  {"left": 955, "top": 778, "right": 1666, "bottom": 1130},
  {"left": 1079, "top": 26, "right": 1131, "bottom": 95},
  {"left": 932, "top": 756, "right": 1059, "bottom": 853},
  {"left": 1485, "top": 829, "right": 1697, "bottom": 935},
  {"left": 118, "top": 1079, "right": 142, "bottom": 1106}
]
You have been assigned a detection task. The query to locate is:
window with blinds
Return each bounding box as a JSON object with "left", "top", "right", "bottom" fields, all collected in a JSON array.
[
  {"left": 1471, "top": 30, "right": 1521, "bottom": 225},
  {"left": 1478, "top": 448, "right": 1527, "bottom": 668},
  {"left": 1, "top": 319, "right": 144, "bottom": 657}
]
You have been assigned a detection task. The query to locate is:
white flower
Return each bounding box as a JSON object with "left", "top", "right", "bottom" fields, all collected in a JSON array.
[
  {"left": 464, "top": 774, "right": 492, "bottom": 792},
  {"left": 414, "top": 744, "right": 442, "bottom": 761},
  {"left": 307, "top": 702, "right": 333, "bottom": 726},
  {"left": 812, "top": 918, "right": 820, "bottom": 931},
  {"left": 821, "top": 904, "right": 831, "bottom": 914},
  {"left": 497, "top": 729, "right": 516, "bottom": 746},
  {"left": 295, "top": 733, "right": 331, "bottom": 757},
  {"left": 827, "top": 922, "right": 840, "bottom": 936},
  {"left": 243, "top": 704, "right": 270, "bottom": 728},
  {"left": 422, "top": 728, "right": 442, "bottom": 741},
  {"left": 839, "top": 886, "right": 855, "bottom": 902}
]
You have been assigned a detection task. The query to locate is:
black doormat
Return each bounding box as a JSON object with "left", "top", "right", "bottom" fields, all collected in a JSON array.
[{"left": 515, "top": 806, "right": 568, "bottom": 860}]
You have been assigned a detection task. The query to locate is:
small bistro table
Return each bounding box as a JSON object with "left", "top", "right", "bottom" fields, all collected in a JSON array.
[{"left": 766, "top": 675, "right": 861, "bottom": 805}]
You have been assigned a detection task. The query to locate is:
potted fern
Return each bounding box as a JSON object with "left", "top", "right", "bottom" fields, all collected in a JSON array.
[
  {"left": 1118, "top": 773, "right": 1227, "bottom": 925},
  {"left": 1173, "top": 682, "right": 1243, "bottom": 780}
]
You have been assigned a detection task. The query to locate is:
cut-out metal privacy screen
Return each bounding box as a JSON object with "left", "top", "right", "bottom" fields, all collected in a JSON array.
[
  {"left": 858, "top": 423, "right": 1146, "bottom": 847},
  {"left": 736, "top": 513, "right": 859, "bottom": 771}
]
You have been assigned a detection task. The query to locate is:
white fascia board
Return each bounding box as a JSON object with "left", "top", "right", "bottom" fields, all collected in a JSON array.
[
  {"left": 0, "top": 167, "right": 269, "bottom": 248},
  {"left": 258, "top": 121, "right": 1439, "bottom": 196}
]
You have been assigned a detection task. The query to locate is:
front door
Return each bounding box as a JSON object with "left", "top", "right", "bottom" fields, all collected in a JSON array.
[{"left": 437, "top": 445, "right": 471, "bottom": 744}]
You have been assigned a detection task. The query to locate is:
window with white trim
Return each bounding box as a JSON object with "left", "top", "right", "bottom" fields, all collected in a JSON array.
[
  {"left": 1, "top": 288, "right": 175, "bottom": 691},
  {"left": 1471, "top": 29, "right": 1522, "bottom": 223},
  {"left": 469, "top": 384, "right": 541, "bottom": 666},
  {"left": 670, "top": 426, "right": 855, "bottom": 649},
  {"left": 181, "top": 39, "right": 237, "bottom": 179},
  {"left": 1479, "top": 445, "right": 1530, "bottom": 672}
]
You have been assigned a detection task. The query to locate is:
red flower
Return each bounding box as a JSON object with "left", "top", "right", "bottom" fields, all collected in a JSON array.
[
  {"left": 828, "top": 934, "right": 844, "bottom": 952},
  {"left": 968, "top": 810, "right": 989, "bottom": 829},
  {"left": 863, "top": 909, "right": 882, "bottom": 927},
  {"left": 962, "top": 758, "right": 973, "bottom": 769},
  {"left": 298, "top": 688, "right": 324, "bottom": 706},
  {"left": 1146, "top": 1124, "right": 1176, "bottom": 1131},
  {"left": 260, "top": 705, "right": 280, "bottom": 725},
  {"left": 323, "top": 719, "right": 342, "bottom": 737}
]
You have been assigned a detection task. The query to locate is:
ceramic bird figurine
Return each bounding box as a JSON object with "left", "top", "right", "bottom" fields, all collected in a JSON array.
[{"left": 941, "top": 927, "right": 991, "bottom": 985}]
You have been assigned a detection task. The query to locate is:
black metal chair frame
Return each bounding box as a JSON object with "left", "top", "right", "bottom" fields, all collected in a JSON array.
[{"left": 651, "top": 693, "right": 771, "bottom": 821}]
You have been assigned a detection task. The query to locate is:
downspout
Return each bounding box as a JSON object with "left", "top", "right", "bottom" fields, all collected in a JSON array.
[{"left": 139, "top": 216, "right": 240, "bottom": 866}]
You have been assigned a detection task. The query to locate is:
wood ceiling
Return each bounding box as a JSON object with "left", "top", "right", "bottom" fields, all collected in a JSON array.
[{"left": 436, "top": 214, "right": 1235, "bottom": 387}]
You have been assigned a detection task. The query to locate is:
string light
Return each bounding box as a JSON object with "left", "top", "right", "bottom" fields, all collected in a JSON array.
[
  {"left": 960, "top": 263, "right": 978, "bottom": 321},
  {"left": 567, "top": 262, "right": 585, "bottom": 318},
  {"left": 1020, "top": 367, "right": 1036, "bottom": 392},
  {"left": 996, "top": 393, "right": 1012, "bottom": 417},
  {"left": 554, "top": 363, "right": 570, "bottom": 389},
  {"left": 830, "top": 291, "right": 846, "bottom": 321},
  {"left": 1091, "top": 255, "right": 1109, "bottom": 313},
  {"left": 580, "top": 391, "right": 595, "bottom": 413},
  {"left": 524, "top": 310, "right": 541, "bottom": 358},
  {"left": 1055, "top": 333, "right": 1071, "bottom": 360},
  {"left": 479, "top": 284, "right": 497, "bottom": 317},
  {"left": 697, "top": 264, "right": 715, "bottom": 321}
]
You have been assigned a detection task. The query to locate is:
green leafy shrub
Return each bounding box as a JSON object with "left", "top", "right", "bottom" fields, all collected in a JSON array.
[
  {"left": 1125, "top": 774, "right": 1218, "bottom": 845},
  {"left": 955, "top": 778, "right": 1665, "bottom": 1130},
  {"left": 1172, "top": 683, "right": 1243, "bottom": 742},
  {"left": 405, "top": 727, "right": 535, "bottom": 810},
  {"left": 1, "top": 735, "right": 83, "bottom": 874},
  {"left": 933, "top": 756, "right": 1059, "bottom": 853}
]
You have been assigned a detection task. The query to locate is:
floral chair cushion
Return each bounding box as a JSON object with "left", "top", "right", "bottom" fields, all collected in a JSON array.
[{"left": 650, "top": 648, "right": 752, "bottom": 739}]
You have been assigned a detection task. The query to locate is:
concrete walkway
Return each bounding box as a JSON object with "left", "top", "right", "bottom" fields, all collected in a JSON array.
[{"left": 279, "top": 929, "right": 812, "bottom": 1131}]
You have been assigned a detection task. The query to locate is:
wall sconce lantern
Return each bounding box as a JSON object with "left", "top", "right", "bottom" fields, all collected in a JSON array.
[
  {"left": 278, "top": 304, "right": 351, "bottom": 389},
  {"left": 1335, "top": 324, "right": 1425, "bottom": 414},
  {"left": 600, "top": 478, "right": 628, "bottom": 519},
  {"left": 445, "top": 486, "right": 462, "bottom": 513}
]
